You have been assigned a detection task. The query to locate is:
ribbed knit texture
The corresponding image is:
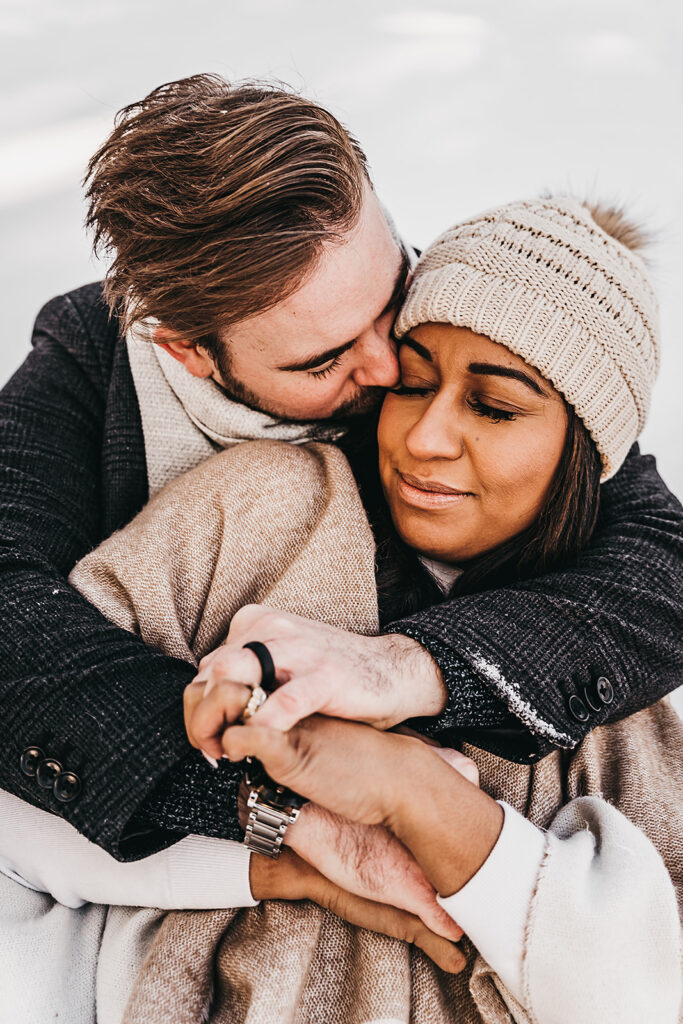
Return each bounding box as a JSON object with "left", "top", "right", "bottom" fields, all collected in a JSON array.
[{"left": 396, "top": 197, "right": 660, "bottom": 479}]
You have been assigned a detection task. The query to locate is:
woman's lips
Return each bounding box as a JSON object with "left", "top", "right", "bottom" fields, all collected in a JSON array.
[{"left": 396, "top": 471, "right": 474, "bottom": 509}]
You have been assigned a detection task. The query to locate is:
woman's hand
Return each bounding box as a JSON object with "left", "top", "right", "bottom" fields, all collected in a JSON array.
[
  {"left": 249, "top": 848, "right": 467, "bottom": 975},
  {"left": 184, "top": 674, "right": 253, "bottom": 761},
  {"left": 224, "top": 714, "right": 476, "bottom": 831},
  {"left": 193, "top": 604, "right": 447, "bottom": 735},
  {"left": 225, "top": 715, "right": 502, "bottom": 897}
]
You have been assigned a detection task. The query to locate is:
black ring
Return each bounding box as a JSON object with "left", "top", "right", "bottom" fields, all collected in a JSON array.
[{"left": 243, "top": 641, "right": 276, "bottom": 692}]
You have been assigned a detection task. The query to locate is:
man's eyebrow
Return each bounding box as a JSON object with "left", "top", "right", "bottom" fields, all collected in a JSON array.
[
  {"left": 398, "top": 335, "right": 434, "bottom": 362},
  {"left": 468, "top": 362, "right": 547, "bottom": 396},
  {"left": 276, "top": 248, "right": 412, "bottom": 374}
]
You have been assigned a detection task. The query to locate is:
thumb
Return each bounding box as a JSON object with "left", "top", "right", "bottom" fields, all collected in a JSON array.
[
  {"left": 433, "top": 747, "right": 479, "bottom": 786},
  {"left": 222, "top": 724, "right": 303, "bottom": 791}
]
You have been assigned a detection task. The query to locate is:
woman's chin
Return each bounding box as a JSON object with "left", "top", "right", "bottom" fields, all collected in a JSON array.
[
  {"left": 391, "top": 505, "right": 485, "bottom": 564},
  {"left": 396, "top": 525, "right": 478, "bottom": 565}
]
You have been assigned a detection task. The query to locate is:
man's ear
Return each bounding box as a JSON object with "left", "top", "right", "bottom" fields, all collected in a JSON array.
[{"left": 153, "top": 327, "right": 216, "bottom": 379}]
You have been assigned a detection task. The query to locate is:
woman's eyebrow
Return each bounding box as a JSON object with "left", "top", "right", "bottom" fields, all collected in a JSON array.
[
  {"left": 468, "top": 362, "right": 547, "bottom": 396},
  {"left": 398, "top": 335, "right": 433, "bottom": 362}
]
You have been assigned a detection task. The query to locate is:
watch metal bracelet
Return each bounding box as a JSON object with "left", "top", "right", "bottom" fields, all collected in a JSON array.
[{"left": 244, "top": 789, "right": 301, "bottom": 858}]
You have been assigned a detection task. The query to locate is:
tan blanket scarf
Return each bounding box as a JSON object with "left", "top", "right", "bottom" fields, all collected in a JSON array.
[{"left": 70, "top": 440, "right": 682, "bottom": 1024}]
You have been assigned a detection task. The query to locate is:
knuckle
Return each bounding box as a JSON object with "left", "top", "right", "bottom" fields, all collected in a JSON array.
[
  {"left": 276, "top": 686, "right": 305, "bottom": 714},
  {"left": 400, "top": 918, "right": 420, "bottom": 945},
  {"left": 229, "top": 605, "right": 256, "bottom": 631}
]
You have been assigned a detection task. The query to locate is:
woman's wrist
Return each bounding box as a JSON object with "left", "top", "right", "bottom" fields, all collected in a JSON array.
[
  {"left": 386, "top": 743, "right": 504, "bottom": 896},
  {"left": 249, "top": 845, "right": 321, "bottom": 902}
]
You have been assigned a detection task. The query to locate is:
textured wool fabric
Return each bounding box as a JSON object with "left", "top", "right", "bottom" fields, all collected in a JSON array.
[
  {"left": 395, "top": 197, "right": 660, "bottom": 479},
  {"left": 127, "top": 321, "right": 343, "bottom": 496},
  {"left": 1, "top": 283, "right": 681, "bottom": 862},
  {"left": 69, "top": 439, "right": 380, "bottom": 654},
  {"left": 66, "top": 448, "right": 682, "bottom": 1024}
]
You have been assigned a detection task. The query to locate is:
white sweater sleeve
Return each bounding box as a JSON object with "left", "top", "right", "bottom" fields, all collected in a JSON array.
[
  {"left": 0, "top": 788, "right": 257, "bottom": 911},
  {"left": 522, "top": 796, "right": 681, "bottom": 1024},
  {"left": 439, "top": 796, "right": 681, "bottom": 1024},
  {"left": 437, "top": 801, "right": 545, "bottom": 1002}
]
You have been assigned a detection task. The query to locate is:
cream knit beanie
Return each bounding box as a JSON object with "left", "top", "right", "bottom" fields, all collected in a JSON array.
[{"left": 395, "top": 197, "right": 659, "bottom": 480}]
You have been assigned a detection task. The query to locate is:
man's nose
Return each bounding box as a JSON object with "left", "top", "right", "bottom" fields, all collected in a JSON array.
[
  {"left": 404, "top": 396, "right": 465, "bottom": 462},
  {"left": 351, "top": 330, "right": 400, "bottom": 389}
]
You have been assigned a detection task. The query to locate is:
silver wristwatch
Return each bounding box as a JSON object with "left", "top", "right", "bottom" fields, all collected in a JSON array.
[{"left": 242, "top": 759, "right": 305, "bottom": 859}]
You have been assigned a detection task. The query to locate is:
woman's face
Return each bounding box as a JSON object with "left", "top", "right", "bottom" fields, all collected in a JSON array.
[{"left": 377, "top": 324, "right": 568, "bottom": 563}]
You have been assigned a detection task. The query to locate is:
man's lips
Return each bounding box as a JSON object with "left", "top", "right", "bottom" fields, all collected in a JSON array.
[{"left": 396, "top": 471, "right": 474, "bottom": 509}]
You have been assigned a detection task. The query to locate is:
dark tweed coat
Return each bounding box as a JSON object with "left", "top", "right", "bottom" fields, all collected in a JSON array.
[{"left": 0, "top": 284, "right": 681, "bottom": 859}]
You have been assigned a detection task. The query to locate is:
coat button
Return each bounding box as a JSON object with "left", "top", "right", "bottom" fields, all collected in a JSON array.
[
  {"left": 20, "top": 747, "right": 45, "bottom": 777},
  {"left": 567, "top": 694, "right": 590, "bottom": 722},
  {"left": 36, "top": 758, "right": 62, "bottom": 789},
  {"left": 596, "top": 677, "right": 614, "bottom": 705},
  {"left": 582, "top": 685, "right": 602, "bottom": 713},
  {"left": 53, "top": 771, "right": 81, "bottom": 804}
]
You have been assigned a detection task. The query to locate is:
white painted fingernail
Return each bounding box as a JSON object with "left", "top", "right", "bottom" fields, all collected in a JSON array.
[{"left": 201, "top": 751, "right": 219, "bottom": 769}]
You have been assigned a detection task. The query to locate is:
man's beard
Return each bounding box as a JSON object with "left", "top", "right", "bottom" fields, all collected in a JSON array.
[{"left": 212, "top": 346, "right": 385, "bottom": 424}]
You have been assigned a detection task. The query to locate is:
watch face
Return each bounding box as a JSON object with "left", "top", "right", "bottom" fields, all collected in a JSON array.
[{"left": 244, "top": 758, "right": 306, "bottom": 811}]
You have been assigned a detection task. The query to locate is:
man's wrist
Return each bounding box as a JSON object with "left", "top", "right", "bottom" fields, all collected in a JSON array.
[{"left": 376, "top": 634, "right": 447, "bottom": 726}]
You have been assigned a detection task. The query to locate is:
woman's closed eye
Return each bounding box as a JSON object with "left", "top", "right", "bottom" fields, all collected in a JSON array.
[
  {"left": 391, "top": 373, "right": 436, "bottom": 397},
  {"left": 467, "top": 396, "right": 517, "bottom": 422},
  {"left": 391, "top": 383, "right": 518, "bottom": 423}
]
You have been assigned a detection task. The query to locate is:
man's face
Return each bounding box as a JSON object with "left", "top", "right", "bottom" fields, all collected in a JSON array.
[{"left": 210, "top": 188, "right": 408, "bottom": 421}]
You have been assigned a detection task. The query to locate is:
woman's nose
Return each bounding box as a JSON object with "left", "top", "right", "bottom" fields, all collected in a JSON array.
[
  {"left": 404, "top": 397, "right": 465, "bottom": 462},
  {"left": 351, "top": 329, "right": 400, "bottom": 389}
]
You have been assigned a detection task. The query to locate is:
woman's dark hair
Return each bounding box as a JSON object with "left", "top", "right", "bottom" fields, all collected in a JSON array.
[{"left": 374, "top": 403, "right": 603, "bottom": 624}]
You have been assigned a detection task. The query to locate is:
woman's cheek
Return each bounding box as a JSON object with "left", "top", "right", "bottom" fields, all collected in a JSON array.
[
  {"left": 377, "top": 394, "right": 408, "bottom": 468},
  {"left": 485, "top": 419, "right": 564, "bottom": 523}
]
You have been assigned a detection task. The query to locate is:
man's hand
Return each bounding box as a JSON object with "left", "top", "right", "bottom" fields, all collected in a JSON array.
[
  {"left": 283, "top": 801, "right": 463, "bottom": 941},
  {"left": 193, "top": 604, "right": 447, "bottom": 736},
  {"left": 227, "top": 716, "right": 502, "bottom": 899},
  {"left": 249, "top": 849, "right": 467, "bottom": 974}
]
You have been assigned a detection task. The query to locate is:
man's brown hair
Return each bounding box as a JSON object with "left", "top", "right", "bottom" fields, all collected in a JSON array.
[{"left": 85, "top": 74, "right": 371, "bottom": 351}]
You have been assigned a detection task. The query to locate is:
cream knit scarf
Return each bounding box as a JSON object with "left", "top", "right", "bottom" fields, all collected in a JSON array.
[{"left": 126, "top": 320, "right": 343, "bottom": 496}]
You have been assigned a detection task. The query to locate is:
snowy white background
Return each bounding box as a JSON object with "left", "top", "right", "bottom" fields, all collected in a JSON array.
[
  {"left": 1, "top": 0, "right": 681, "bottom": 495},
  {"left": 1, "top": 1, "right": 681, "bottom": 497}
]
